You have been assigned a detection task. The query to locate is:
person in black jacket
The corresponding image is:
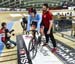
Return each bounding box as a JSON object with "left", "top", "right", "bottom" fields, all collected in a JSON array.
[{"left": 21, "top": 16, "right": 28, "bottom": 34}]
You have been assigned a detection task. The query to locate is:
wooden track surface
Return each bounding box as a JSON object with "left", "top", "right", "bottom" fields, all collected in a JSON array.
[{"left": 0, "top": 12, "right": 75, "bottom": 64}]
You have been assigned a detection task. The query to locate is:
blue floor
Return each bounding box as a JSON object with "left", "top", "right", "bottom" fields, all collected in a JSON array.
[{"left": 0, "top": 21, "right": 14, "bottom": 55}]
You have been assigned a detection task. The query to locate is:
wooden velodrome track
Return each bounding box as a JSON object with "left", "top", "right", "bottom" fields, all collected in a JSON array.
[{"left": 0, "top": 11, "right": 75, "bottom": 64}]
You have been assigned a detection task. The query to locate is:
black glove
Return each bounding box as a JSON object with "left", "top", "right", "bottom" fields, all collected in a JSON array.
[{"left": 9, "top": 29, "right": 14, "bottom": 33}]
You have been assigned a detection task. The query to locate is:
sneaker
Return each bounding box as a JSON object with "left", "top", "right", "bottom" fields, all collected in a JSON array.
[
  {"left": 51, "top": 48, "right": 57, "bottom": 53},
  {"left": 42, "top": 43, "right": 48, "bottom": 46},
  {"left": 11, "top": 44, "right": 15, "bottom": 48}
]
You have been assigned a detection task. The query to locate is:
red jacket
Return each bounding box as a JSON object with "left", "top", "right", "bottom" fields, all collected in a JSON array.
[
  {"left": 0, "top": 28, "right": 6, "bottom": 43},
  {"left": 42, "top": 11, "right": 53, "bottom": 29}
]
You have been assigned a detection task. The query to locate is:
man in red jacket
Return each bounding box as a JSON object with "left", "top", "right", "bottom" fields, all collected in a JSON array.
[{"left": 41, "top": 3, "right": 57, "bottom": 53}]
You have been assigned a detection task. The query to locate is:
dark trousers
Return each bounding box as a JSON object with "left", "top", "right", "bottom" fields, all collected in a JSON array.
[
  {"left": 44, "top": 28, "right": 56, "bottom": 48},
  {"left": 2, "top": 39, "right": 16, "bottom": 46},
  {"left": 21, "top": 22, "right": 27, "bottom": 30}
]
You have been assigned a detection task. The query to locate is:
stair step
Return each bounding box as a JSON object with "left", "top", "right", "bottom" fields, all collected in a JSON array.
[
  {"left": 0, "top": 50, "right": 17, "bottom": 53},
  {"left": 0, "top": 54, "right": 17, "bottom": 58},
  {"left": 0, "top": 51, "right": 17, "bottom": 57},
  {"left": 0, "top": 47, "right": 17, "bottom": 53},
  {"left": 0, "top": 55, "right": 17, "bottom": 62},
  {"left": 0, "top": 59, "right": 17, "bottom": 64}
]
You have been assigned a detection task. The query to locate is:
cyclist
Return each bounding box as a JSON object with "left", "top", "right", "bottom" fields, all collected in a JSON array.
[
  {"left": 27, "top": 8, "right": 42, "bottom": 32},
  {"left": 21, "top": 15, "right": 28, "bottom": 33},
  {"left": 41, "top": 3, "right": 57, "bottom": 53}
]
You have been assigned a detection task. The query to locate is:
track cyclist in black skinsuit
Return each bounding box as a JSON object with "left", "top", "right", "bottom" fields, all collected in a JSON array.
[{"left": 21, "top": 15, "right": 28, "bottom": 34}]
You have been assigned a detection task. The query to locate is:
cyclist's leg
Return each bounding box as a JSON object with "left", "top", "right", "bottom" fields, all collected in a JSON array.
[
  {"left": 25, "top": 23, "right": 27, "bottom": 30},
  {"left": 31, "top": 25, "right": 36, "bottom": 30},
  {"left": 21, "top": 22, "right": 26, "bottom": 30},
  {"left": 40, "top": 26, "right": 44, "bottom": 35},
  {"left": 30, "top": 25, "right": 36, "bottom": 38},
  {"left": 21, "top": 22, "right": 24, "bottom": 29},
  {"left": 37, "top": 26, "right": 45, "bottom": 45},
  {"left": 21, "top": 22, "right": 27, "bottom": 34}
]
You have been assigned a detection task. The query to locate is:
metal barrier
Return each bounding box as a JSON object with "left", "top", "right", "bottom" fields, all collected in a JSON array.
[
  {"left": 71, "top": 23, "right": 75, "bottom": 36},
  {"left": 53, "top": 16, "right": 75, "bottom": 41}
]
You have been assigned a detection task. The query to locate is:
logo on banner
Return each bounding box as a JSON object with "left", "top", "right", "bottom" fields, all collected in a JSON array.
[
  {"left": 19, "top": 49, "right": 26, "bottom": 55},
  {"left": 57, "top": 43, "right": 75, "bottom": 64},
  {"left": 19, "top": 48, "right": 29, "bottom": 64}
]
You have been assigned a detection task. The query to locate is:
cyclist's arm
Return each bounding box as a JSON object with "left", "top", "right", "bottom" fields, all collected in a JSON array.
[{"left": 27, "top": 15, "right": 31, "bottom": 31}]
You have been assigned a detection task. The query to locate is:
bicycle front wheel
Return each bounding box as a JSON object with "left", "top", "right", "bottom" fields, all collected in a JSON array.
[{"left": 28, "top": 38, "right": 37, "bottom": 59}]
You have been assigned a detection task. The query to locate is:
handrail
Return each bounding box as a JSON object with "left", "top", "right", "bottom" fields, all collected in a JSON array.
[
  {"left": 4, "top": 1, "right": 20, "bottom": 7},
  {"left": 9, "top": 3, "right": 21, "bottom": 8},
  {"left": 0, "top": 0, "right": 64, "bottom": 7},
  {"left": 0, "top": 0, "right": 9, "bottom": 5}
]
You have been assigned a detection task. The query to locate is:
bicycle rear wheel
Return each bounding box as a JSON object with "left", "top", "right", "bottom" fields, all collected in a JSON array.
[{"left": 28, "top": 38, "right": 37, "bottom": 59}]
